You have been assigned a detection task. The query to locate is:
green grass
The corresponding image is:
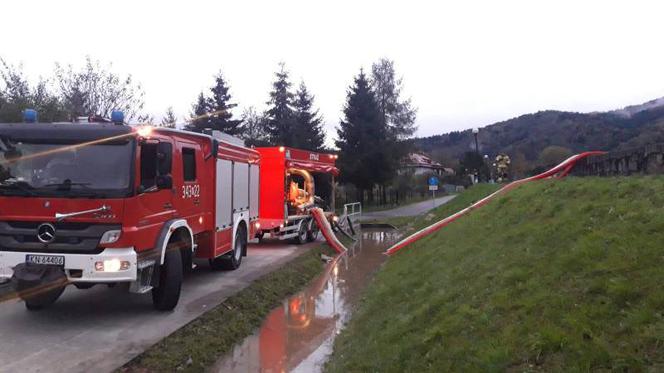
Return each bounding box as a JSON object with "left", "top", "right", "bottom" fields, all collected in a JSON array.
[
  {"left": 121, "top": 244, "right": 333, "bottom": 373},
  {"left": 326, "top": 177, "right": 664, "bottom": 372}
]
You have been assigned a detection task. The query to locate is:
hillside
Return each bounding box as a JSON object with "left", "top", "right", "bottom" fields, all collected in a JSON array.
[
  {"left": 327, "top": 177, "right": 664, "bottom": 372},
  {"left": 415, "top": 98, "right": 664, "bottom": 169}
]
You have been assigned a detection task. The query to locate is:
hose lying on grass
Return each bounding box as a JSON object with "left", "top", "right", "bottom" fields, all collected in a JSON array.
[{"left": 384, "top": 151, "right": 606, "bottom": 256}]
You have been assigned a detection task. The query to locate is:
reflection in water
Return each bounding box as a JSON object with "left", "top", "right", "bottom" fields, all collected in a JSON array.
[{"left": 211, "top": 228, "right": 400, "bottom": 373}]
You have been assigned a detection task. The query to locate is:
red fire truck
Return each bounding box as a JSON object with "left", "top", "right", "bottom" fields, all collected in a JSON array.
[
  {"left": 255, "top": 146, "right": 339, "bottom": 244},
  {"left": 0, "top": 112, "right": 260, "bottom": 311}
]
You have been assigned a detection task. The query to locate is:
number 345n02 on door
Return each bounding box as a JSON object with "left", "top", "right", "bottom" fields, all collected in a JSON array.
[{"left": 182, "top": 184, "right": 200, "bottom": 198}]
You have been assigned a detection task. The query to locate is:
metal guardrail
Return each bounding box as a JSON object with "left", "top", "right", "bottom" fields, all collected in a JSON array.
[{"left": 343, "top": 202, "right": 362, "bottom": 219}]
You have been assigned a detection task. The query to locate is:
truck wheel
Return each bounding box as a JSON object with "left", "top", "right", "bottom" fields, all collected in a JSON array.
[
  {"left": 24, "top": 285, "right": 66, "bottom": 311},
  {"left": 295, "top": 220, "right": 307, "bottom": 245},
  {"left": 152, "top": 243, "right": 183, "bottom": 311},
  {"left": 210, "top": 226, "right": 246, "bottom": 271},
  {"left": 307, "top": 219, "right": 320, "bottom": 242},
  {"left": 256, "top": 231, "right": 264, "bottom": 242}
]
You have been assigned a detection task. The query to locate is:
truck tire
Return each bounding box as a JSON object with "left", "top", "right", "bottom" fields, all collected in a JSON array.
[
  {"left": 152, "top": 243, "right": 183, "bottom": 311},
  {"left": 24, "top": 285, "right": 66, "bottom": 311},
  {"left": 210, "top": 226, "right": 246, "bottom": 271},
  {"left": 306, "top": 219, "right": 319, "bottom": 242},
  {"left": 294, "top": 220, "right": 307, "bottom": 245}
]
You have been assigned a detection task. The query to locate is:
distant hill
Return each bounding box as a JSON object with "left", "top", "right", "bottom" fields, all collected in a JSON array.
[{"left": 414, "top": 97, "right": 664, "bottom": 170}]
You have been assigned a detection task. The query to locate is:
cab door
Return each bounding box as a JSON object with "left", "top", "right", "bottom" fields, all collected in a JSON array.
[
  {"left": 131, "top": 139, "right": 176, "bottom": 251},
  {"left": 173, "top": 141, "right": 207, "bottom": 235}
]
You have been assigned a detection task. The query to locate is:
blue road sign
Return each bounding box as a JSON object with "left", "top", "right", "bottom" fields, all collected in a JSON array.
[{"left": 428, "top": 176, "right": 439, "bottom": 186}]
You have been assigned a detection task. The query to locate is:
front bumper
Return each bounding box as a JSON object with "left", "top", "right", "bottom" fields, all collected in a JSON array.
[{"left": 0, "top": 248, "right": 137, "bottom": 283}]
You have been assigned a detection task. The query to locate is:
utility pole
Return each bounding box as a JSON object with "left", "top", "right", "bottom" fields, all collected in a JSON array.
[
  {"left": 473, "top": 127, "right": 479, "bottom": 155},
  {"left": 472, "top": 127, "right": 480, "bottom": 183}
]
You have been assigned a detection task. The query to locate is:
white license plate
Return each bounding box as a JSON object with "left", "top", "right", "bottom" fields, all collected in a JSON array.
[{"left": 26, "top": 254, "right": 65, "bottom": 266}]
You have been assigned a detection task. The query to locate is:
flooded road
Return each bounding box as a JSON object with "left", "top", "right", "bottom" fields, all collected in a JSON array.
[{"left": 211, "top": 227, "right": 400, "bottom": 373}]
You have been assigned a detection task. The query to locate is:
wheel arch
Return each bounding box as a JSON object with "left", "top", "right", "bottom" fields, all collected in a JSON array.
[{"left": 156, "top": 219, "right": 194, "bottom": 265}]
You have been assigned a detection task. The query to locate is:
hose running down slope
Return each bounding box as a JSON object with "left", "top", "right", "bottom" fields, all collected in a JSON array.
[
  {"left": 310, "top": 207, "right": 347, "bottom": 253},
  {"left": 384, "top": 151, "right": 606, "bottom": 256}
]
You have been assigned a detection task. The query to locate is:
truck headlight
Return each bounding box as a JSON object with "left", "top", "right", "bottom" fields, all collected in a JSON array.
[
  {"left": 95, "top": 259, "right": 130, "bottom": 272},
  {"left": 100, "top": 230, "right": 121, "bottom": 244}
]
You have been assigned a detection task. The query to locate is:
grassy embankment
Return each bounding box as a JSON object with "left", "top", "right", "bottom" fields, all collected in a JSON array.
[
  {"left": 121, "top": 244, "right": 334, "bottom": 373},
  {"left": 327, "top": 177, "right": 664, "bottom": 372}
]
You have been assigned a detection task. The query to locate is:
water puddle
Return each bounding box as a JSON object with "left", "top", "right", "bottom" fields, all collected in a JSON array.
[{"left": 210, "top": 227, "right": 400, "bottom": 373}]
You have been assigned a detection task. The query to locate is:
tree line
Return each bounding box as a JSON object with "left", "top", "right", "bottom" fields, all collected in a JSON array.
[
  {"left": 180, "top": 59, "right": 417, "bottom": 203},
  {"left": 1, "top": 56, "right": 417, "bottom": 203},
  {"left": 0, "top": 57, "right": 145, "bottom": 123},
  {"left": 184, "top": 62, "right": 326, "bottom": 152}
]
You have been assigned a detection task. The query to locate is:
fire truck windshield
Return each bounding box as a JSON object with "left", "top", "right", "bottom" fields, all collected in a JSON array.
[{"left": 0, "top": 138, "right": 134, "bottom": 198}]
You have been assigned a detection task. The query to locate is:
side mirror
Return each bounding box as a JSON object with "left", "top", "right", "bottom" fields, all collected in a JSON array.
[
  {"left": 157, "top": 142, "right": 172, "bottom": 175},
  {"left": 156, "top": 175, "right": 173, "bottom": 190}
]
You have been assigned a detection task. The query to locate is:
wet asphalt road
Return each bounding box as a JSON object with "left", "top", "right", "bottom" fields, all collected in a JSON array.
[
  {"left": 0, "top": 240, "right": 313, "bottom": 373},
  {"left": 359, "top": 195, "right": 456, "bottom": 221}
]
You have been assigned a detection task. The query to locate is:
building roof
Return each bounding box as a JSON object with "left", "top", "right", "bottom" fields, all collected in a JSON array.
[
  {"left": 401, "top": 152, "right": 454, "bottom": 174},
  {"left": 402, "top": 152, "right": 442, "bottom": 167}
]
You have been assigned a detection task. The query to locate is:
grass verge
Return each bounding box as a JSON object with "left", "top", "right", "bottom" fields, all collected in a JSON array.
[
  {"left": 121, "top": 244, "right": 333, "bottom": 373},
  {"left": 327, "top": 177, "right": 664, "bottom": 372}
]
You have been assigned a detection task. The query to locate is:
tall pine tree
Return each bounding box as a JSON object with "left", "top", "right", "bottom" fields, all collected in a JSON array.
[
  {"left": 336, "top": 70, "right": 392, "bottom": 203},
  {"left": 265, "top": 63, "right": 296, "bottom": 145},
  {"left": 160, "top": 106, "right": 177, "bottom": 128},
  {"left": 292, "top": 81, "right": 325, "bottom": 151},
  {"left": 186, "top": 71, "right": 243, "bottom": 134},
  {"left": 206, "top": 72, "right": 243, "bottom": 134},
  {"left": 188, "top": 92, "right": 209, "bottom": 130}
]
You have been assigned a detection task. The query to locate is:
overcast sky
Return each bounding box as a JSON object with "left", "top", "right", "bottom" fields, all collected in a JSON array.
[{"left": 2, "top": 0, "right": 664, "bottom": 141}]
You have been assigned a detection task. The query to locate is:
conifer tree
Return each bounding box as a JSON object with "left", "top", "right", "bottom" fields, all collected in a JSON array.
[
  {"left": 160, "top": 106, "right": 177, "bottom": 128},
  {"left": 187, "top": 92, "right": 209, "bottom": 131},
  {"left": 206, "top": 72, "right": 243, "bottom": 135},
  {"left": 186, "top": 71, "right": 243, "bottom": 134},
  {"left": 265, "top": 63, "right": 296, "bottom": 145},
  {"left": 336, "top": 70, "right": 393, "bottom": 202},
  {"left": 292, "top": 81, "right": 326, "bottom": 151}
]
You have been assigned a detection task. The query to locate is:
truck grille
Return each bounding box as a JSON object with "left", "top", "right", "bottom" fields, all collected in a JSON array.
[{"left": 0, "top": 221, "right": 121, "bottom": 254}]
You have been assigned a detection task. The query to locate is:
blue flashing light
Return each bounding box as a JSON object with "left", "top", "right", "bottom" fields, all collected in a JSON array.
[
  {"left": 111, "top": 110, "right": 125, "bottom": 124},
  {"left": 23, "top": 109, "right": 38, "bottom": 123}
]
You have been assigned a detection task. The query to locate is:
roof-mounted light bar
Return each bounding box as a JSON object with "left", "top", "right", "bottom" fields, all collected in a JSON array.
[{"left": 23, "top": 109, "right": 38, "bottom": 123}]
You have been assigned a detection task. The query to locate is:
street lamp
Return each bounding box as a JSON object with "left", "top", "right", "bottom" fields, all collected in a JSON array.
[
  {"left": 472, "top": 127, "right": 479, "bottom": 155},
  {"left": 471, "top": 128, "right": 480, "bottom": 184}
]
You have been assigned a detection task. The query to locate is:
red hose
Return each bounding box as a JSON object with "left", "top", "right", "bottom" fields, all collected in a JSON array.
[
  {"left": 384, "top": 151, "right": 606, "bottom": 256},
  {"left": 311, "top": 208, "right": 347, "bottom": 254}
]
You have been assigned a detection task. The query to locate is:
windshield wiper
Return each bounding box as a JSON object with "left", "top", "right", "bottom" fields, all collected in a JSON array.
[
  {"left": 0, "top": 180, "right": 36, "bottom": 196},
  {"left": 42, "top": 181, "right": 92, "bottom": 191}
]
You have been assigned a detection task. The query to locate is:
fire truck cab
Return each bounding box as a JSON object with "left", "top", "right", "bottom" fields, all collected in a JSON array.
[
  {"left": 0, "top": 114, "right": 259, "bottom": 311},
  {"left": 256, "top": 146, "right": 338, "bottom": 244}
]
